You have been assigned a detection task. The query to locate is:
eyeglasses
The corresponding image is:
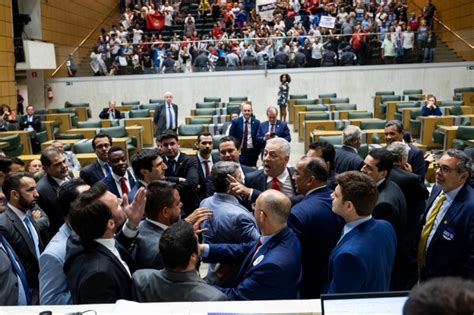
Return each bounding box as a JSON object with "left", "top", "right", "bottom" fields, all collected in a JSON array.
[
  {"left": 433, "top": 163, "right": 456, "bottom": 174},
  {"left": 252, "top": 205, "right": 268, "bottom": 217}
]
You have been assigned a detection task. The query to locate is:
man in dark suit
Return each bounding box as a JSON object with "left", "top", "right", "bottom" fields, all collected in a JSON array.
[
  {"left": 153, "top": 91, "right": 178, "bottom": 137},
  {"left": 416, "top": 149, "right": 474, "bottom": 282},
  {"left": 307, "top": 141, "right": 337, "bottom": 190},
  {"left": 325, "top": 171, "right": 397, "bottom": 293},
  {"left": 288, "top": 156, "right": 344, "bottom": 298},
  {"left": 129, "top": 149, "right": 167, "bottom": 203},
  {"left": 334, "top": 125, "right": 364, "bottom": 174},
  {"left": 98, "top": 100, "right": 122, "bottom": 120},
  {"left": 229, "top": 103, "right": 260, "bottom": 167},
  {"left": 219, "top": 113, "right": 239, "bottom": 135},
  {"left": 361, "top": 148, "right": 408, "bottom": 289},
  {"left": 101, "top": 147, "right": 136, "bottom": 199},
  {"left": 37, "top": 147, "right": 72, "bottom": 239},
  {"left": 80, "top": 134, "right": 113, "bottom": 186},
  {"left": 160, "top": 131, "right": 200, "bottom": 216},
  {"left": 19, "top": 105, "right": 41, "bottom": 153},
  {"left": 200, "top": 190, "right": 302, "bottom": 300},
  {"left": 216, "top": 136, "right": 254, "bottom": 183},
  {"left": 230, "top": 138, "right": 297, "bottom": 203},
  {"left": 64, "top": 183, "right": 136, "bottom": 304},
  {"left": 0, "top": 172, "right": 45, "bottom": 304},
  {"left": 256, "top": 106, "right": 291, "bottom": 151},
  {"left": 193, "top": 132, "right": 219, "bottom": 201},
  {"left": 132, "top": 221, "right": 227, "bottom": 302},
  {"left": 385, "top": 120, "right": 426, "bottom": 180}
]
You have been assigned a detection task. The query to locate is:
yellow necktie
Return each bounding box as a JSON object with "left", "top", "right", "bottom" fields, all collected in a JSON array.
[{"left": 417, "top": 193, "right": 446, "bottom": 269}]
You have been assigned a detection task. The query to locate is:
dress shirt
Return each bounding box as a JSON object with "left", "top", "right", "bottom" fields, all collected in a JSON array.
[
  {"left": 244, "top": 119, "right": 254, "bottom": 149},
  {"left": 266, "top": 168, "right": 294, "bottom": 197},
  {"left": 111, "top": 172, "right": 132, "bottom": 196},
  {"left": 97, "top": 159, "right": 112, "bottom": 177},
  {"left": 26, "top": 116, "right": 34, "bottom": 131},
  {"left": 51, "top": 175, "right": 71, "bottom": 187},
  {"left": 425, "top": 184, "right": 463, "bottom": 248},
  {"left": 145, "top": 218, "right": 169, "bottom": 231},
  {"left": 197, "top": 154, "right": 213, "bottom": 177},
  {"left": 338, "top": 215, "right": 373, "bottom": 244},
  {"left": 94, "top": 238, "right": 131, "bottom": 276}
]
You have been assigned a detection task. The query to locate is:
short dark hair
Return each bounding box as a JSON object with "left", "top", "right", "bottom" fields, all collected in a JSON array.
[
  {"left": 159, "top": 220, "right": 197, "bottom": 270},
  {"left": 57, "top": 178, "right": 87, "bottom": 219},
  {"left": 107, "top": 146, "right": 125, "bottom": 159},
  {"left": 309, "top": 141, "right": 335, "bottom": 170},
  {"left": 385, "top": 120, "right": 404, "bottom": 133},
  {"left": 10, "top": 157, "right": 25, "bottom": 167},
  {"left": 145, "top": 180, "right": 177, "bottom": 220},
  {"left": 368, "top": 148, "right": 394, "bottom": 176},
  {"left": 335, "top": 171, "right": 378, "bottom": 216},
  {"left": 40, "top": 147, "right": 61, "bottom": 167},
  {"left": 3, "top": 172, "right": 35, "bottom": 201},
  {"left": 69, "top": 182, "right": 111, "bottom": 243},
  {"left": 211, "top": 161, "right": 239, "bottom": 193},
  {"left": 0, "top": 157, "right": 12, "bottom": 174},
  {"left": 197, "top": 132, "right": 213, "bottom": 144},
  {"left": 92, "top": 134, "right": 112, "bottom": 150},
  {"left": 131, "top": 149, "right": 159, "bottom": 180},
  {"left": 403, "top": 277, "right": 474, "bottom": 315},
  {"left": 158, "top": 130, "right": 179, "bottom": 142},
  {"left": 303, "top": 157, "right": 328, "bottom": 182},
  {"left": 219, "top": 135, "right": 240, "bottom": 148}
]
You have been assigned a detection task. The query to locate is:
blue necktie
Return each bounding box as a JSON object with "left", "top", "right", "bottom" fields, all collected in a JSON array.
[
  {"left": 23, "top": 216, "right": 41, "bottom": 259},
  {"left": 104, "top": 163, "right": 112, "bottom": 177},
  {"left": 0, "top": 234, "right": 32, "bottom": 305}
]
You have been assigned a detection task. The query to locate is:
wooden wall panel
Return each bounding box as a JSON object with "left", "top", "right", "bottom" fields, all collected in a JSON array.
[
  {"left": 0, "top": 1, "right": 16, "bottom": 109},
  {"left": 41, "top": 0, "right": 120, "bottom": 77}
]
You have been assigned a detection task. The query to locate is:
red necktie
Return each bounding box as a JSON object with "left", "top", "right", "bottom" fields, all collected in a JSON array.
[
  {"left": 271, "top": 178, "right": 281, "bottom": 191},
  {"left": 242, "top": 120, "right": 249, "bottom": 149},
  {"left": 120, "top": 177, "right": 129, "bottom": 195},
  {"left": 270, "top": 123, "right": 275, "bottom": 133},
  {"left": 252, "top": 239, "right": 262, "bottom": 259},
  {"left": 203, "top": 160, "right": 210, "bottom": 177}
]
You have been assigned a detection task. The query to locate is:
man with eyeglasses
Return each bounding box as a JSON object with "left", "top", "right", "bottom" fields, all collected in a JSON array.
[
  {"left": 80, "top": 134, "right": 113, "bottom": 186},
  {"left": 415, "top": 149, "right": 474, "bottom": 283}
]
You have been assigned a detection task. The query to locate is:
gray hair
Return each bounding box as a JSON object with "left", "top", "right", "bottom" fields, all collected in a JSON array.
[
  {"left": 444, "top": 149, "right": 472, "bottom": 176},
  {"left": 386, "top": 141, "right": 409, "bottom": 162},
  {"left": 266, "top": 106, "right": 278, "bottom": 116},
  {"left": 343, "top": 125, "right": 361, "bottom": 146},
  {"left": 266, "top": 137, "right": 291, "bottom": 157},
  {"left": 211, "top": 161, "right": 240, "bottom": 193}
]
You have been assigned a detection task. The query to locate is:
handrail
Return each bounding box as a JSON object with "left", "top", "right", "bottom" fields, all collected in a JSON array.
[
  {"left": 409, "top": 0, "right": 473, "bottom": 49},
  {"left": 50, "top": 3, "right": 119, "bottom": 77}
]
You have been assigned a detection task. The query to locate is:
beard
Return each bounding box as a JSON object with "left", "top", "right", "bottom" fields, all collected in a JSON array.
[{"left": 18, "top": 195, "right": 36, "bottom": 210}]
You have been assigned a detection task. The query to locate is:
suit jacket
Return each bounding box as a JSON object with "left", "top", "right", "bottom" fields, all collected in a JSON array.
[
  {"left": 0, "top": 234, "right": 21, "bottom": 305},
  {"left": 193, "top": 153, "right": 219, "bottom": 201},
  {"left": 132, "top": 220, "right": 165, "bottom": 270},
  {"left": 64, "top": 236, "right": 135, "bottom": 304},
  {"left": 101, "top": 170, "right": 136, "bottom": 199},
  {"left": 334, "top": 145, "right": 364, "bottom": 174},
  {"left": 219, "top": 121, "right": 232, "bottom": 135},
  {"left": 229, "top": 116, "right": 260, "bottom": 152},
  {"left": 245, "top": 167, "right": 297, "bottom": 203},
  {"left": 19, "top": 115, "right": 41, "bottom": 132},
  {"left": 207, "top": 227, "right": 302, "bottom": 300},
  {"left": 128, "top": 180, "right": 146, "bottom": 204},
  {"left": 256, "top": 120, "right": 291, "bottom": 147},
  {"left": 164, "top": 152, "right": 200, "bottom": 215},
  {"left": 37, "top": 174, "right": 63, "bottom": 238},
  {"left": 417, "top": 184, "right": 474, "bottom": 281},
  {"left": 408, "top": 144, "right": 426, "bottom": 181},
  {"left": 0, "top": 206, "right": 44, "bottom": 304},
  {"left": 153, "top": 103, "right": 178, "bottom": 137},
  {"left": 80, "top": 160, "right": 106, "bottom": 186},
  {"left": 98, "top": 108, "right": 122, "bottom": 119},
  {"left": 326, "top": 218, "right": 397, "bottom": 293},
  {"left": 288, "top": 186, "right": 344, "bottom": 298},
  {"left": 131, "top": 269, "right": 227, "bottom": 302}
]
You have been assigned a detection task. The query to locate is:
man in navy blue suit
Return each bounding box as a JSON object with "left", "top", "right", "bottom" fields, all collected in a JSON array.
[
  {"left": 129, "top": 149, "right": 167, "bottom": 203},
  {"left": 101, "top": 147, "right": 136, "bottom": 199},
  {"left": 289, "top": 156, "right": 343, "bottom": 298},
  {"left": 80, "top": 134, "right": 113, "bottom": 186},
  {"left": 416, "top": 149, "right": 474, "bottom": 282},
  {"left": 325, "top": 171, "right": 397, "bottom": 294},
  {"left": 385, "top": 120, "right": 426, "bottom": 181},
  {"left": 228, "top": 103, "right": 260, "bottom": 167},
  {"left": 257, "top": 106, "right": 291, "bottom": 151},
  {"left": 200, "top": 189, "right": 302, "bottom": 300},
  {"left": 334, "top": 125, "right": 364, "bottom": 174}
]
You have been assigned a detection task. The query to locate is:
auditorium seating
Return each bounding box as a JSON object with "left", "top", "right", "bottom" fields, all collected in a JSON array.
[{"left": 0, "top": 134, "right": 23, "bottom": 157}]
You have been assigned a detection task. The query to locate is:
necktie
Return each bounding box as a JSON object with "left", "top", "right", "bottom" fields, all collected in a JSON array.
[
  {"left": 270, "top": 123, "right": 275, "bottom": 134},
  {"left": 104, "top": 163, "right": 112, "bottom": 177},
  {"left": 0, "top": 234, "right": 31, "bottom": 305},
  {"left": 167, "top": 159, "right": 176, "bottom": 176},
  {"left": 271, "top": 177, "right": 281, "bottom": 191},
  {"left": 23, "top": 216, "right": 41, "bottom": 259},
  {"left": 242, "top": 120, "right": 249, "bottom": 149},
  {"left": 252, "top": 239, "right": 262, "bottom": 259},
  {"left": 417, "top": 193, "right": 446, "bottom": 269},
  {"left": 120, "top": 177, "right": 129, "bottom": 195},
  {"left": 203, "top": 160, "right": 210, "bottom": 177},
  {"left": 167, "top": 105, "right": 174, "bottom": 130}
]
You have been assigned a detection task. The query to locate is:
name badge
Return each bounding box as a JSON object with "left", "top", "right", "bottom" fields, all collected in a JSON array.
[
  {"left": 253, "top": 255, "right": 264, "bottom": 266},
  {"left": 442, "top": 228, "right": 454, "bottom": 241}
]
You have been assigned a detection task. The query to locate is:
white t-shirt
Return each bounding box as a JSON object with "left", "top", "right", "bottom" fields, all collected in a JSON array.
[{"left": 402, "top": 31, "right": 415, "bottom": 49}]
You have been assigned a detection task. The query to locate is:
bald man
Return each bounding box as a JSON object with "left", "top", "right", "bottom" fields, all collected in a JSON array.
[{"left": 154, "top": 91, "right": 178, "bottom": 137}]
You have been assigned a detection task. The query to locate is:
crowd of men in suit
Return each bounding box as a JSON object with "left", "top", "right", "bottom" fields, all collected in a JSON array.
[{"left": 0, "top": 97, "right": 472, "bottom": 307}]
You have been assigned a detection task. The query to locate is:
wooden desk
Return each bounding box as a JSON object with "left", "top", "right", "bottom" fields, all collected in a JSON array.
[
  {"left": 288, "top": 99, "right": 297, "bottom": 124},
  {"left": 303, "top": 121, "right": 338, "bottom": 149},
  {"left": 74, "top": 107, "right": 89, "bottom": 121},
  {"left": 125, "top": 126, "right": 144, "bottom": 154},
  {"left": 124, "top": 117, "right": 155, "bottom": 146},
  {"left": 0, "top": 130, "right": 33, "bottom": 155},
  {"left": 419, "top": 116, "right": 455, "bottom": 148},
  {"left": 373, "top": 95, "right": 384, "bottom": 119},
  {"left": 308, "top": 130, "right": 343, "bottom": 151},
  {"left": 297, "top": 112, "right": 330, "bottom": 141},
  {"left": 385, "top": 101, "right": 414, "bottom": 121},
  {"left": 41, "top": 139, "right": 79, "bottom": 150},
  {"left": 181, "top": 148, "right": 197, "bottom": 155},
  {"left": 400, "top": 107, "right": 421, "bottom": 135},
  {"left": 0, "top": 142, "right": 8, "bottom": 149},
  {"left": 462, "top": 92, "right": 474, "bottom": 107},
  {"left": 293, "top": 105, "right": 320, "bottom": 132},
  {"left": 179, "top": 136, "right": 197, "bottom": 149},
  {"left": 46, "top": 113, "right": 73, "bottom": 133},
  {"left": 66, "top": 128, "right": 97, "bottom": 139},
  {"left": 426, "top": 162, "right": 435, "bottom": 183},
  {"left": 437, "top": 125, "right": 459, "bottom": 150},
  {"left": 115, "top": 105, "right": 137, "bottom": 112},
  {"left": 361, "top": 129, "right": 386, "bottom": 144},
  {"left": 19, "top": 153, "right": 98, "bottom": 169}
]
